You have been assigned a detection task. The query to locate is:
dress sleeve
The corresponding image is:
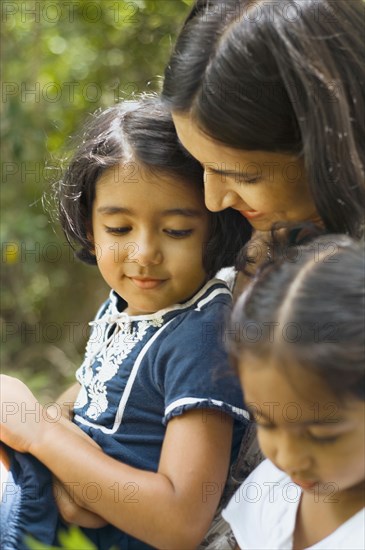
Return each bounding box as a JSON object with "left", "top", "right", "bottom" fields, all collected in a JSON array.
[{"left": 155, "top": 299, "right": 249, "bottom": 426}]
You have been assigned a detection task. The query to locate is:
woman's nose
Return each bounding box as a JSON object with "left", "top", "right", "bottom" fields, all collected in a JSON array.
[{"left": 204, "top": 170, "right": 242, "bottom": 212}]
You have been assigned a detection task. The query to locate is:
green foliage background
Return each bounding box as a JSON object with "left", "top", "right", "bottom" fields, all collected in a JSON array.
[{"left": 1, "top": 0, "right": 193, "bottom": 401}]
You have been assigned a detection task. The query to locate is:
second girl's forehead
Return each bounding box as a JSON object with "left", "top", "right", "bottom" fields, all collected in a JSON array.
[{"left": 239, "top": 357, "right": 343, "bottom": 423}]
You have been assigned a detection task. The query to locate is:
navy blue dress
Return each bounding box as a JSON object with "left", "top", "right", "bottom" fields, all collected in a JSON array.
[{"left": 1, "top": 279, "right": 248, "bottom": 549}]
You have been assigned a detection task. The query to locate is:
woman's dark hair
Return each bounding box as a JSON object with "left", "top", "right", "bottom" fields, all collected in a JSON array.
[
  {"left": 162, "top": 0, "right": 365, "bottom": 238},
  {"left": 229, "top": 234, "right": 365, "bottom": 401},
  {"left": 57, "top": 95, "right": 251, "bottom": 276}
]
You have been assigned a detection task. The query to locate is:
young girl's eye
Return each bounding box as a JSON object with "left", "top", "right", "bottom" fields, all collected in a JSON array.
[
  {"left": 164, "top": 229, "right": 194, "bottom": 238},
  {"left": 105, "top": 226, "right": 131, "bottom": 235}
]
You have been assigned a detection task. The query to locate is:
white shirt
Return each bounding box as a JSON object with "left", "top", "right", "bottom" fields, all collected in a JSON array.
[{"left": 222, "top": 459, "right": 365, "bottom": 549}]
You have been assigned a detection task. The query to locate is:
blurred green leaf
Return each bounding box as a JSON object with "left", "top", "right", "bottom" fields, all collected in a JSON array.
[
  {"left": 2, "top": 0, "right": 194, "bottom": 397},
  {"left": 25, "top": 525, "right": 97, "bottom": 549}
]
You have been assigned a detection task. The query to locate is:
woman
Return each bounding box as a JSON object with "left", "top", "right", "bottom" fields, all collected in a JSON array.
[
  {"left": 161, "top": 1, "right": 364, "bottom": 546},
  {"left": 162, "top": 0, "right": 364, "bottom": 239}
]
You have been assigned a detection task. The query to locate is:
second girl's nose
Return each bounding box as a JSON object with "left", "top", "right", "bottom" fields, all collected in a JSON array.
[{"left": 273, "top": 435, "right": 313, "bottom": 477}]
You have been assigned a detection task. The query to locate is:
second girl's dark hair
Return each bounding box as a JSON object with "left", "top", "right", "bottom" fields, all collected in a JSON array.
[
  {"left": 162, "top": 0, "right": 365, "bottom": 238},
  {"left": 229, "top": 234, "right": 365, "bottom": 401},
  {"left": 57, "top": 95, "right": 251, "bottom": 276}
]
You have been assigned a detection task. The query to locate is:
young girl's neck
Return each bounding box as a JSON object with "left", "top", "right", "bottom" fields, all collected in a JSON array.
[{"left": 294, "top": 482, "right": 365, "bottom": 549}]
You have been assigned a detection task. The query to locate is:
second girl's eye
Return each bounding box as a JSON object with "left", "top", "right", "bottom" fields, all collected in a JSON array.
[
  {"left": 164, "top": 229, "right": 194, "bottom": 238},
  {"left": 105, "top": 226, "right": 131, "bottom": 235},
  {"left": 307, "top": 431, "right": 340, "bottom": 444},
  {"left": 255, "top": 421, "right": 275, "bottom": 431}
]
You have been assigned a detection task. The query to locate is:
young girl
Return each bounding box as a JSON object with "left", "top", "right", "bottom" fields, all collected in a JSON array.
[
  {"left": 162, "top": 0, "right": 364, "bottom": 239},
  {"left": 222, "top": 234, "right": 365, "bottom": 549},
  {"left": 0, "top": 97, "right": 251, "bottom": 550}
]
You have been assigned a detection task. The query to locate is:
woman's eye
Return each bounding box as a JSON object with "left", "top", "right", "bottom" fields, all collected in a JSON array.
[
  {"left": 164, "top": 229, "right": 194, "bottom": 238},
  {"left": 105, "top": 226, "right": 131, "bottom": 235},
  {"left": 235, "top": 174, "right": 261, "bottom": 185}
]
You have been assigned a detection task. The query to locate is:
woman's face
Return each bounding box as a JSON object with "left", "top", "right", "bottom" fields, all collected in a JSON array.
[{"left": 173, "top": 113, "right": 319, "bottom": 231}]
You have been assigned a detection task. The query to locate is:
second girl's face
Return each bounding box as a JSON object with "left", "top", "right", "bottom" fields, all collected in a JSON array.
[
  {"left": 172, "top": 113, "right": 319, "bottom": 230},
  {"left": 240, "top": 356, "right": 365, "bottom": 497},
  {"left": 90, "top": 164, "right": 210, "bottom": 315}
]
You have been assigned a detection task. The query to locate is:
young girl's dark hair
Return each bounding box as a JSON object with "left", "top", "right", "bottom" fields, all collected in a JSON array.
[
  {"left": 162, "top": 0, "right": 365, "bottom": 238},
  {"left": 229, "top": 234, "right": 365, "bottom": 401},
  {"left": 58, "top": 95, "right": 251, "bottom": 277}
]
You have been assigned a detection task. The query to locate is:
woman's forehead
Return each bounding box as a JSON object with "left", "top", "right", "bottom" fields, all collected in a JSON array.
[{"left": 172, "top": 111, "right": 300, "bottom": 167}]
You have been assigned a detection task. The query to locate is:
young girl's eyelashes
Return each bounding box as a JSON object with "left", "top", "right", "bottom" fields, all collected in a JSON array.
[
  {"left": 104, "top": 226, "right": 194, "bottom": 238},
  {"left": 105, "top": 226, "right": 131, "bottom": 235},
  {"left": 164, "top": 229, "right": 194, "bottom": 238}
]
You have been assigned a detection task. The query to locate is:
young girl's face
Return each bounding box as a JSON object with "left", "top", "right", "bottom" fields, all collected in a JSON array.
[
  {"left": 172, "top": 113, "right": 319, "bottom": 230},
  {"left": 239, "top": 355, "right": 365, "bottom": 497},
  {"left": 90, "top": 164, "right": 210, "bottom": 315}
]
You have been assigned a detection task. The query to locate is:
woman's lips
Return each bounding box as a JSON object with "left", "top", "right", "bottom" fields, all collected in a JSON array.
[
  {"left": 238, "top": 209, "right": 265, "bottom": 220},
  {"left": 129, "top": 277, "right": 166, "bottom": 290}
]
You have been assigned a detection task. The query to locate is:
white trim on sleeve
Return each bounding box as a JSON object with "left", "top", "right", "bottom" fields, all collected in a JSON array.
[{"left": 165, "top": 397, "right": 250, "bottom": 420}]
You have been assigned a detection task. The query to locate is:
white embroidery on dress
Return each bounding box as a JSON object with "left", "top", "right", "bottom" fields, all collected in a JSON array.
[{"left": 75, "top": 309, "right": 163, "bottom": 421}]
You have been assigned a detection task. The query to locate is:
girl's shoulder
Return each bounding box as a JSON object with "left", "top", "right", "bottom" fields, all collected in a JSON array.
[
  {"left": 222, "top": 460, "right": 299, "bottom": 549},
  {"left": 308, "top": 508, "right": 365, "bottom": 550}
]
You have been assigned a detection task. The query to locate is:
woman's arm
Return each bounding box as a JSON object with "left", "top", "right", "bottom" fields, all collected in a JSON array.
[{"left": 1, "top": 375, "right": 233, "bottom": 549}]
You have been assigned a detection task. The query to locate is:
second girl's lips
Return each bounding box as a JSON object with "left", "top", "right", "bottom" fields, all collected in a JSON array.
[
  {"left": 238, "top": 209, "right": 265, "bottom": 220},
  {"left": 290, "top": 478, "right": 318, "bottom": 491},
  {"left": 128, "top": 277, "right": 167, "bottom": 290}
]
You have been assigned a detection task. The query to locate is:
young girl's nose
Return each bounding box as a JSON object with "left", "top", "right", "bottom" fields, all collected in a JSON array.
[{"left": 134, "top": 235, "right": 162, "bottom": 266}]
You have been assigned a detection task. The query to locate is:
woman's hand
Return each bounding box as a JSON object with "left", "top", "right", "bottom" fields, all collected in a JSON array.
[{"left": 0, "top": 374, "right": 46, "bottom": 453}]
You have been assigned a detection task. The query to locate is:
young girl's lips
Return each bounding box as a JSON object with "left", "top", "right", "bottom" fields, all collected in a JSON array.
[{"left": 129, "top": 278, "right": 166, "bottom": 290}]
